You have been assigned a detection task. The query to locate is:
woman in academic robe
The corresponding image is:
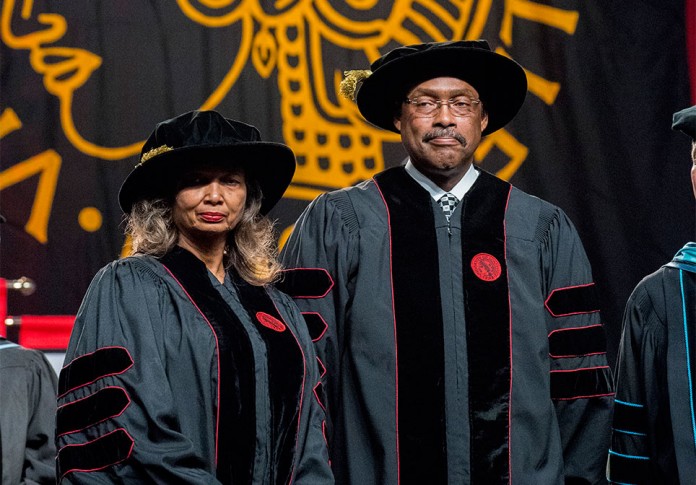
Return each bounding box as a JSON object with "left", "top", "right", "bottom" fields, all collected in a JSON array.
[{"left": 55, "top": 110, "right": 333, "bottom": 484}]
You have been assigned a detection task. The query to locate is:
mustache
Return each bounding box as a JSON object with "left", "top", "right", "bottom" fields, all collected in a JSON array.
[{"left": 423, "top": 129, "right": 466, "bottom": 144}]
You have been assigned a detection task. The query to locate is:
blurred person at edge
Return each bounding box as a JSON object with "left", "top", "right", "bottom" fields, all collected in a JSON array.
[
  {"left": 0, "top": 212, "right": 58, "bottom": 484},
  {"left": 608, "top": 105, "right": 696, "bottom": 484}
]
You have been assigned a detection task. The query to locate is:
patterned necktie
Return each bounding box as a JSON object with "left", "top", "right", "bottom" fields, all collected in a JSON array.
[{"left": 438, "top": 193, "right": 459, "bottom": 222}]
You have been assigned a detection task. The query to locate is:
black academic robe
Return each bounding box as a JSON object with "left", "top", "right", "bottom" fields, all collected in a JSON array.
[
  {"left": 55, "top": 248, "right": 332, "bottom": 484},
  {"left": 280, "top": 167, "right": 614, "bottom": 484},
  {"left": 608, "top": 244, "right": 696, "bottom": 484}
]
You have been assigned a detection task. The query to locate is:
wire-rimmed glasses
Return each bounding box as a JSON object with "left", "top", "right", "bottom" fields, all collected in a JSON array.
[{"left": 403, "top": 96, "right": 481, "bottom": 117}]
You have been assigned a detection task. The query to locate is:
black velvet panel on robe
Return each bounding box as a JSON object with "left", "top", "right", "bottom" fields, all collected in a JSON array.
[
  {"left": 374, "top": 168, "right": 447, "bottom": 485},
  {"left": 550, "top": 367, "right": 612, "bottom": 400},
  {"left": 161, "top": 248, "right": 257, "bottom": 485},
  {"left": 374, "top": 168, "right": 513, "bottom": 484},
  {"left": 458, "top": 171, "right": 512, "bottom": 484},
  {"left": 612, "top": 399, "right": 648, "bottom": 437},
  {"left": 58, "top": 346, "right": 133, "bottom": 397},
  {"left": 299, "top": 311, "right": 329, "bottom": 341},
  {"left": 56, "top": 429, "right": 134, "bottom": 478},
  {"left": 234, "top": 274, "right": 305, "bottom": 485},
  {"left": 57, "top": 387, "right": 130, "bottom": 436},
  {"left": 607, "top": 399, "right": 650, "bottom": 485},
  {"left": 278, "top": 268, "right": 334, "bottom": 298},
  {"left": 164, "top": 247, "right": 305, "bottom": 484},
  {"left": 607, "top": 450, "right": 650, "bottom": 485},
  {"left": 548, "top": 324, "right": 607, "bottom": 358},
  {"left": 545, "top": 283, "right": 600, "bottom": 317}
]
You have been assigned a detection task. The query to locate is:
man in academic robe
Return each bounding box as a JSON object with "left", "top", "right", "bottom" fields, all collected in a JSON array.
[
  {"left": 280, "top": 40, "right": 614, "bottom": 484},
  {"left": 607, "top": 104, "right": 696, "bottom": 484}
]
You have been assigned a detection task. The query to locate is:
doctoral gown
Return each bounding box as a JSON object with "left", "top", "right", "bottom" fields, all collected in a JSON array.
[
  {"left": 280, "top": 167, "right": 614, "bottom": 484},
  {"left": 608, "top": 242, "right": 696, "bottom": 484},
  {"left": 0, "top": 338, "right": 57, "bottom": 484},
  {"left": 55, "top": 247, "right": 332, "bottom": 484}
]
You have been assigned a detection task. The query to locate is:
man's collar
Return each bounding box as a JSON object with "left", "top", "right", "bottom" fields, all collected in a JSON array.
[{"left": 404, "top": 159, "right": 479, "bottom": 201}]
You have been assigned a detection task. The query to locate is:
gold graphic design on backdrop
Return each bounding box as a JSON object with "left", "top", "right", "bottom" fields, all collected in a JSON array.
[
  {"left": 0, "top": 108, "right": 61, "bottom": 244},
  {"left": 2, "top": 0, "right": 580, "bottom": 247},
  {"left": 0, "top": 0, "right": 141, "bottom": 160},
  {"left": 177, "top": 0, "right": 580, "bottom": 200},
  {"left": 78, "top": 207, "right": 103, "bottom": 233}
]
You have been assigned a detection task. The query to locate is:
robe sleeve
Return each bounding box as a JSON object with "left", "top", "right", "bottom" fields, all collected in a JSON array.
[
  {"left": 607, "top": 281, "right": 671, "bottom": 484},
  {"left": 280, "top": 192, "right": 358, "bottom": 449},
  {"left": 540, "top": 208, "right": 614, "bottom": 484},
  {"left": 270, "top": 289, "right": 334, "bottom": 484},
  {"left": 21, "top": 349, "right": 58, "bottom": 485},
  {"left": 56, "top": 259, "right": 221, "bottom": 484}
]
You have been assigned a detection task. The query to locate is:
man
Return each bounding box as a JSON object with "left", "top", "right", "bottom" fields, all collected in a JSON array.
[
  {"left": 607, "top": 105, "right": 696, "bottom": 484},
  {"left": 280, "top": 40, "right": 613, "bottom": 484},
  {"left": 0, "top": 215, "right": 58, "bottom": 484}
]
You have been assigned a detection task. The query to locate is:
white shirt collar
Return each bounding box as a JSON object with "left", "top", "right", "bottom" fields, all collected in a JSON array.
[{"left": 404, "top": 159, "right": 479, "bottom": 201}]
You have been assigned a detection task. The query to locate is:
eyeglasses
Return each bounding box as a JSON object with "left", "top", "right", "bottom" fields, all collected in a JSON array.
[{"left": 403, "top": 96, "right": 481, "bottom": 117}]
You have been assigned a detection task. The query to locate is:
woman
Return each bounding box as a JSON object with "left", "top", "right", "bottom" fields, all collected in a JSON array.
[{"left": 55, "top": 111, "right": 332, "bottom": 484}]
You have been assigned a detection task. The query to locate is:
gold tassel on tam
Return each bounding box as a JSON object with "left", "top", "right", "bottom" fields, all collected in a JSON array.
[
  {"left": 339, "top": 70, "right": 372, "bottom": 100},
  {"left": 138, "top": 144, "right": 173, "bottom": 166}
]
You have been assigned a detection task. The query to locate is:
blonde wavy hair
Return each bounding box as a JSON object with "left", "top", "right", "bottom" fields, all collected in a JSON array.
[{"left": 124, "top": 179, "right": 281, "bottom": 286}]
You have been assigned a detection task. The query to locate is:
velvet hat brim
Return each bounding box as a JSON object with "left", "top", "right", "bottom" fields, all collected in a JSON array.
[
  {"left": 118, "top": 111, "right": 296, "bottom": 215},
  {"left": 672, "top": 105, "right": 696, "bottom": 141}
]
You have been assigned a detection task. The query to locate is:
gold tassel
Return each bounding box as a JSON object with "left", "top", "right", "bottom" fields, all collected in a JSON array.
[{"left": 339, "top": 69, "right": 372, "bottom": 100}]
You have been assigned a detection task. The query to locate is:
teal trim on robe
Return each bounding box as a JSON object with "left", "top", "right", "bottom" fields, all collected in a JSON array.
[
  {"left": 609, "top": 241, "right": 696, "bottom": 484},
  {"left": 667, "top": 241, "right": 696, "bottom": 273}
]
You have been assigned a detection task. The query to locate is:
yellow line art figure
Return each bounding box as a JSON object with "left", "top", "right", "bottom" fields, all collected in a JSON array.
[{"left": 2, "top": 0, "right": 580, "bottom": 205}]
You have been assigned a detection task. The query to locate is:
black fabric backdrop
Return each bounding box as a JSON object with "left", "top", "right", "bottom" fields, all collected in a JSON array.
[{"left": 1, "top": 0, "right": 693, "bottom": 365}]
